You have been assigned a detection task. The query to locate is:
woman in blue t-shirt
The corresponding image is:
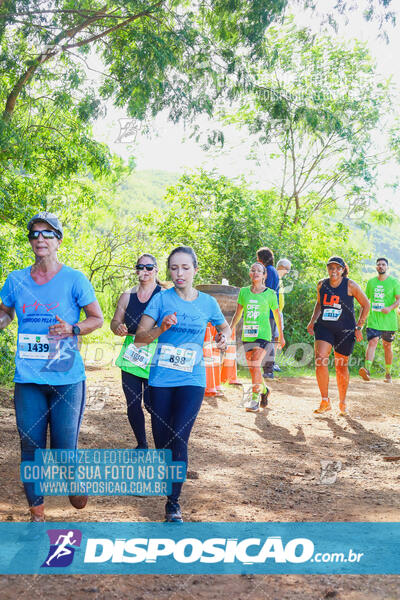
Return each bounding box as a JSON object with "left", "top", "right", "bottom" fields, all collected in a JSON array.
[
  {"left": 111, "top": 253, "right": 161, "bottom": 449},
  {"left": 135, "top": 246, "right": 231, "bottom": 522},
  {"left": 0, "top": 212, "right": 103, "bottom": 521}
]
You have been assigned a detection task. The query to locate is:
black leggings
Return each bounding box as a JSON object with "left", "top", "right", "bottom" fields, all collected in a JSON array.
[
  {"left": 149, "top": 385, "right": 205, "bottom": 505},
  {"left": 121, "top": 370, "right": 150, "bottom": 448}
]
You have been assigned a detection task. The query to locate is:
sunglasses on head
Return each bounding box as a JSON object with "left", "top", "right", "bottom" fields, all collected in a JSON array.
[
  {"left": 28, "top": 230, "right": 61, "bottom": 240},
  {"left": 136, "top": 264, "right": 155, "bottom": 271}
]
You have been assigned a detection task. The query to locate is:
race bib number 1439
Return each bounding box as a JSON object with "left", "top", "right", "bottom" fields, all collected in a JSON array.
[{"left": 18, "top": 334, "right": 60, "bottom": 360}]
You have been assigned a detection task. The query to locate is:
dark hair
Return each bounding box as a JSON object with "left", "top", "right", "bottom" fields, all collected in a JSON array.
[
  {"left": 327, "top": 256, "right": 349, "bottom": 278},
  {"left": 256, "top": 247, "right": 274, "bottom": 267},
  {"left": 167, "top": 246, "right": 198, "bottom": 268},
  {"left": 376, "top": 257, "right": 389, "bottom": 265}
]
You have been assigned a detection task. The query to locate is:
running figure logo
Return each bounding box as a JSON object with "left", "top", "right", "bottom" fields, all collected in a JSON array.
[{"left": 41, "top": 529, "right": 82, "bottom": 568}]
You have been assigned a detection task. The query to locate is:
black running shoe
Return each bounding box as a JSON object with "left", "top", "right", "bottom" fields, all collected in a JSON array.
[
  {"left": 260, "top": 387, "right": 270, "bottom": 408},
  {"left": 165, "top": 501, "right": 183, "bottom": 523}
]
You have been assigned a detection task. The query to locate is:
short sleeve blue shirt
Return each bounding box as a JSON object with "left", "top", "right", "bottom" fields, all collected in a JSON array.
[
  {"left": 144, "top": 287, "right": 225, "bottom": 388},
  {"left": 0, "top": 265, "right": 96, "bottom": 385}
]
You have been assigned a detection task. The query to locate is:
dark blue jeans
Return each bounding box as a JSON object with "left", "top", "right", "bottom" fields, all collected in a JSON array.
[
  {"left": 263, "top": 317, "right": 278, "bottom": 376},
  {"left": 14, "top": 381, "right": 86, "bottom": 506},
  {"left": 121, "top": 370, "right": 150, "bottom": 449},
  {"left": 149, "top": 385, "right": 205, "bottom": 506}
]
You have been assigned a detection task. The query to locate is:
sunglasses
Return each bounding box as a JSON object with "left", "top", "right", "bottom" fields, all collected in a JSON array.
[
  {"left": 28, "top": 230, "right": 61, "bottom": 240},
  {"left": 136, "top": 264, "right": 155, "bottom": 271}
]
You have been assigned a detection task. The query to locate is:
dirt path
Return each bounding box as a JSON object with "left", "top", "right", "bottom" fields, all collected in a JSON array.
[{"left": 1, "top": 368, "right": 400, "bottom": 598}]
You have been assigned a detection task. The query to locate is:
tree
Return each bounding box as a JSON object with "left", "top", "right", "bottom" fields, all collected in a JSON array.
[
  {"left": 0, "top": 1, "right": 290, "bottom": 124},
  {"left": 220, "top": 18, "right": 394, "bottom": 231},
  {"left": 0, "top": 0, "right": 289, "bottom": 228},
  {"left": 158, "top": 170, "right": 368, "bottom": 291}
]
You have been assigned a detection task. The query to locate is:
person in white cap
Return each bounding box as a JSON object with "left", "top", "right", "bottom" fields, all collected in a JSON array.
[{"left": 0, "top": 212, "right": 103, "bottom": 521}]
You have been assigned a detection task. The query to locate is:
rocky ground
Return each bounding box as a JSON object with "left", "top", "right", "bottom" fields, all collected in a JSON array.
[{"left": 0, "top": 367, "right": 399, "bottom": 599}]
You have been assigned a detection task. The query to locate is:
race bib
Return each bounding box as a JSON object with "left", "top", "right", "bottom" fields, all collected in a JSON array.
[
  {"left": 243, "top": 324, "right": 259, "bottom": 338},
  {"left": 158, "top": 345, "right": 196, "bottom": 373},
  {"left": 372, "top": 302, "right": 384, "bottom": 311},
  {"left": 18, "top": 334, "right": 60, "bottom": 360},
  {"left": 322, "top": 308, "right": 342, "bottom": 322},
  {"left": 123, "top": 343, "right": 152, "bottom": 368}
]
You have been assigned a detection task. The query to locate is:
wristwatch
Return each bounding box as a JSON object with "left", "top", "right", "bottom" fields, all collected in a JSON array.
[
  {"left": 72, "top": 325, "right": 81, "bottom": 335},
  {"left": 355, "top": 326, "right": 362, "bottom": 331}
]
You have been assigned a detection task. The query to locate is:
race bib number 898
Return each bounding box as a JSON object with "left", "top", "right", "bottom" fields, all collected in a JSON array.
[{"left": 158, "top": 345, "right": 196, "bottom": 373}]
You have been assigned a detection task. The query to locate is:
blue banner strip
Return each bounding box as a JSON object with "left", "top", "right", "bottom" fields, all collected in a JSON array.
[{"left": 0, "top": 522, "right": 399, "bottom": 575}]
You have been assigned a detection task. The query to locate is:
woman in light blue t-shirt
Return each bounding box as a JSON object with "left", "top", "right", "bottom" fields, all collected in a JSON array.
[
  {"left": 0, "top": 212, "right": 103, "bottom": 521},
  {"left": 135, "top": 246, "right": 231, "bottom": 522}
]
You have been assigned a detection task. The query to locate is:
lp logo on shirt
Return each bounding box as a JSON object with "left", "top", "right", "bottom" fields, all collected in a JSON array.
[{"left": 322, "top": 294, "right": 340, "bottom": 307}]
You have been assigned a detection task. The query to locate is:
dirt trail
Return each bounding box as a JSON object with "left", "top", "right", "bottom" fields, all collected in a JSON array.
[{"left": 1, "top": 368, "right": 400, "bottom": 599}]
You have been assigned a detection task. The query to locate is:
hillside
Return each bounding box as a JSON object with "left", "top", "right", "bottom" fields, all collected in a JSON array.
[{"left": 116, "top": 169, "right": 179, "bottom": 215}]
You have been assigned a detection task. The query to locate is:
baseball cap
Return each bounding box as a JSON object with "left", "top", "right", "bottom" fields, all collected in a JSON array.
[
  {"left": 27, "top": 212, "right": 63, "bottom": 238},
  {"left": 326, "top": 256, "right": 345, "bottom": 269}
]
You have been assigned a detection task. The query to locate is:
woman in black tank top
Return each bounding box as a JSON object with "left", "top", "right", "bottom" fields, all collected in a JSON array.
[
  {"left": 111, "top": 253, "right": 161, "bottom": 448},
  {"left": 307, "top": 256, "right": 370, "bottom": 416}
]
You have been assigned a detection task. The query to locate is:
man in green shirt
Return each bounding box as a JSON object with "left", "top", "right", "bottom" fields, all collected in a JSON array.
[{"left": 359, "top": 258, "right": 400, "bottom": 383}]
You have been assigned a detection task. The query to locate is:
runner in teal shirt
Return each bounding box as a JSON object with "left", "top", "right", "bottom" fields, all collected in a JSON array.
[
  {"left": 135, "top": 246, "right": 230, "bottom": 523},
  {"left": 0, "top": 212, "right": 103, "bottom": 522}
]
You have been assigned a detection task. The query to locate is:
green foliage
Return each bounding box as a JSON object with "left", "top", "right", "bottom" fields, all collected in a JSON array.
[
  {"left": 221, "top": 17, "right": 394, "bottom": 229},
  {"left": 0, "top": 1, "right": 289, "bottom": 126},
  {"left": 157, "top": 170, "right": 369, "bottom": 348},
  {"left": 117, "top": 170, "right": 179, "bottom": 215},
  {"left": 0, "top": 327, "right": 15, "bottom": 386}
]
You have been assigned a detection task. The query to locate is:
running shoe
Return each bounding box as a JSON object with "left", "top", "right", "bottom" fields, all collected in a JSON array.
[
  {"left": 264, "top": 373, "right": 274, "bottom": 380},
  {"left": 314, "top": 399, "right": 331, "bottom": 414},
  {"left": 260, "top": 387, "right": 270, "bottom": 408},
  {"left": 245, "top": 398, "right": 261, "bottom": 413},
  {"left": 339, "top": 401, "right": 347, "bottom": 416},
  {"left": 384, "top": 374, "right": 393, "bottom": 384},
  {"left": 273, "top": 364, "right": 281, "bottom": 372},
  {"left": 165, "top": 501, "right": 183, "bottom": 523},
  {"left": 29, "top": 505, "right": 45, "bottom": 522},
  {"left": 359, "top": 367, "right": 371, "bottom": 381}
]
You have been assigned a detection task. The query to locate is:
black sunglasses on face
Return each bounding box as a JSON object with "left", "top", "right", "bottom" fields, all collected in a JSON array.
[
  {"left": 28, "top": 230, "right": 61, "bottom": 240},
  {"left": 136, "top": 264, "right": 155, "bottom": 271}
]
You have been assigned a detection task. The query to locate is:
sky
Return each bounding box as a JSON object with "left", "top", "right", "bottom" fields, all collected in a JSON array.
[{"left": 91, "top": 0, "right": 400, "bottom": 210}]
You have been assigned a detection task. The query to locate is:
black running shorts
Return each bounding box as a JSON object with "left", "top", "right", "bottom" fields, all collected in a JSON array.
[
  {"left": 366, "top": 328, "right": 395, "bottom": 343},
  {"left": 314, "top": 324, "right": 355, "bottom": 356},
  {"left": 242, "top": 338, "right": 270, "bottom": 353}
]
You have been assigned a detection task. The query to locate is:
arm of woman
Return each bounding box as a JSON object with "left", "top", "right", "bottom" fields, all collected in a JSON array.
[
  {"left": 0, "top": 303, "right": 15, "bottom": 330},
  {"left": 110, "top": 292, "right": 129, "bottom": 336},
  {"left": 349, "top": 280, "right": 370, "bottom": 341},
  {"left": 135, "top": 312, "right": 178, "bottom": 346},
  {"left": 307, "top": 280, "right": 323, "bottom": 335},
  {"left": 215, "top": 320, "right": 231, "bottom": 350},
  {"left": 79, "top": 300, "right": 104, "bottom": 334},
  {"left": 230, "top": 303, "right": 244, "bottom": 331},
  {"left": 49, "top": 301, "right": 103, "bottom": 337}
]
